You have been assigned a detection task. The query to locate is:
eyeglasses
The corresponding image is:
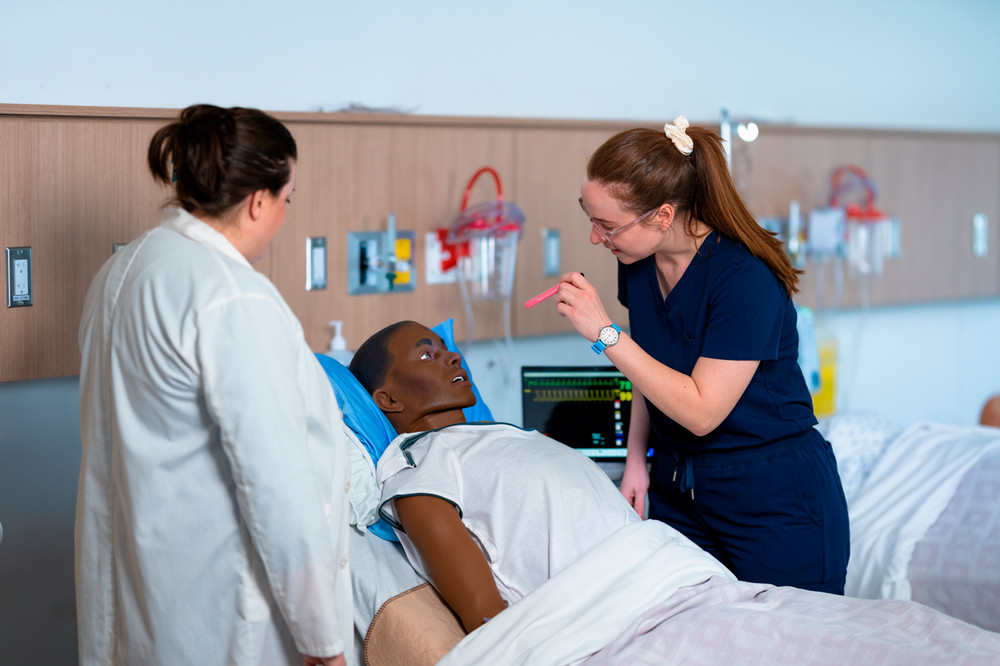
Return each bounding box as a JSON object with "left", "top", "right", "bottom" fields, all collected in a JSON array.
[{"left": 579, "top": 197, "right": 657, "bottom": 249}]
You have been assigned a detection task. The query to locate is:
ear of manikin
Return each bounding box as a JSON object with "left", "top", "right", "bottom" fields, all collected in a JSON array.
[{"left": 373, "top": 388, "right": 405, "bottom": 414}]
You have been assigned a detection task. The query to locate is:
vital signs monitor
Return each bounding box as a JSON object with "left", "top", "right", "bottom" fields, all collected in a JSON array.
[{"left": 521, "top": 365, "right": 633, "bottom": 459}]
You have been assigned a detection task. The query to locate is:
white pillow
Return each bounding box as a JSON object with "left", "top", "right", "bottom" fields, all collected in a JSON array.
[
  {"left": 344, "top": 424, "right": 382, "bottom": 527},
  {"left": 816, "top": 412, "right": 903, "bottom": 503}
]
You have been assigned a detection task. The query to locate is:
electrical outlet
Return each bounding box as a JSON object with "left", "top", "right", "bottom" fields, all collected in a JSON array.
[{"left": 6, "top": 246, "right": 33, "bottom": 308}]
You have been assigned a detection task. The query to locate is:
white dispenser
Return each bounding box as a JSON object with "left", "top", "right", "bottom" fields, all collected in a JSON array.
[{"left": 326, "top": 320, "right": 354, "bottom": 365}]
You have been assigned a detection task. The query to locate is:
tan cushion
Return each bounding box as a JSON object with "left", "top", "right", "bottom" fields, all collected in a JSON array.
[{"left": 363, "top": 583, "right": 466, "bottom": 666}]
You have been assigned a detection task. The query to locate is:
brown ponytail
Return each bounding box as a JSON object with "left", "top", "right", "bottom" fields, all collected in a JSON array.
[
  {"left": 147, "top": 104, "right": 297, "bottom": 218},
  {"left": 587, "top": 125, "right": 801, "bottom": 295}
]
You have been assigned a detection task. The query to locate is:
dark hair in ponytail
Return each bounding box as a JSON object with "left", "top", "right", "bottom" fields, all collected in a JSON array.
[
  {"left": 148, "top": 104, "right": 297, "bottom": 217},
  {"left": 587, "top": 125, "right": 801, "bottom": 295}
]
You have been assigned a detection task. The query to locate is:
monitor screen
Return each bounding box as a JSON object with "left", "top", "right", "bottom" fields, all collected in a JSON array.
[{"left": 521, "top": 365, "right": 633, "bottom": 459}]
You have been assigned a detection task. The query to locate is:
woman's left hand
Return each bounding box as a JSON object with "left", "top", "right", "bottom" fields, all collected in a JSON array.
[{"left": 554, "top": 272, "right": 612, "bottom": 342}]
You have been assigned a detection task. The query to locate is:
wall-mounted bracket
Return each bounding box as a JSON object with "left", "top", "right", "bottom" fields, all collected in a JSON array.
[{"left": 347, "top": 220, "right": 416, "bottom": 295}]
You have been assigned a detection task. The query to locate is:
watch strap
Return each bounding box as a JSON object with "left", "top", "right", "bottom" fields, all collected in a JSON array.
[{"left": 590, "top": 323, "right": 621, "bottom": 355}]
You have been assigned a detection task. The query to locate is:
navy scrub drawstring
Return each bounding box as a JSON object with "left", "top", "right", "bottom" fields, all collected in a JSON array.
[{"left": 670, "top": 449, "right": 696, "bottom": 500}]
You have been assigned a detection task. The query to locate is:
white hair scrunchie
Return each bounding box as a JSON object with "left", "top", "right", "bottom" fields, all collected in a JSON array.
[{"left": 664, "top": 116, "right": 694, "bottom": 156}]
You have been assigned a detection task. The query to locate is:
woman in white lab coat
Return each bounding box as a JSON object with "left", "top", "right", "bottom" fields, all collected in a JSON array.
[{"left": 77, "top": 105, "right": 352, "bottom": 666}]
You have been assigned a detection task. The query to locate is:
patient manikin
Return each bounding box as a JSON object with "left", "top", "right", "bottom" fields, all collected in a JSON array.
[{"left": 349, "top": 321, "right": 649, "bottom": 632}]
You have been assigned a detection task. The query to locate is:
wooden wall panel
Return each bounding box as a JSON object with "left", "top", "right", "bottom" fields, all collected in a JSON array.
[
  {"left": 264, "top": 122, "right": 396, "bottom": 354},
  {"left": 0, "top": 112, "right": 170, "bottom": 381},
  {"left": 865, "top": 134, "right": 1000, "bottom": 303},
  {"left": 1, "top": 105, "right": 997, "bottom": 382}
]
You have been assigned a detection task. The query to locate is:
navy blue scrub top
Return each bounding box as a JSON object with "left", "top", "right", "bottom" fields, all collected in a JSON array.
[{"left": 618, "top": 230, "right": 816, "bottom": 453}]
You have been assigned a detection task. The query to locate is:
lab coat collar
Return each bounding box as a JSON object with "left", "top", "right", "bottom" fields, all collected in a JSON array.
[{"left": 159, "top": 207, "right": 252, "bottom": 269}]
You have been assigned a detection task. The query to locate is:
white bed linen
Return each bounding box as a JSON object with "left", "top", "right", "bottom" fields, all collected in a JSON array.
[
  {"left": 438, "top": 517, "right": 1000, "bottom": 665},
  {"left": 580, "top": 578, "right": 1000, "bottom": 665},
  {"left": 908, "top": 450, "right": 1000, "bottom": 631},
  {"left": 438, "top": 520, "right": 734, "bottom": 666},
  {"left": 846, "top": 421, "right": 1000, "bottom": 600}
]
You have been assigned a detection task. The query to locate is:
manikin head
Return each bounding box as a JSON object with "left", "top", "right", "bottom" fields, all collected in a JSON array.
[{"left": 350, "top": 321, "right": 476, "bottom": 433}]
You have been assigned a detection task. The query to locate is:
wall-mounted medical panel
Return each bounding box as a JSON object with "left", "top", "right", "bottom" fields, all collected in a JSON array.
[{"left": 346, "top": 229, "right": 416, "bottom": 295}]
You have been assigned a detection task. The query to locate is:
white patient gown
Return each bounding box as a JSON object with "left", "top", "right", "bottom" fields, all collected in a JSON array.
[
  {"left": 77, "top": 207, "right": 352, "bottom": 665},
  {"left": 377, "top": 423, "right": 642, "bottom": 603}
]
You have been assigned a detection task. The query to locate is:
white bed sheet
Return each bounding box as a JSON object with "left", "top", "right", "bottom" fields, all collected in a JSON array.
[
  {"left": 909, "top": 450, "right": 1000, "bottom": 631},
  {"left": 846, "top": 421, "right": 1000, "bottom": 601},
  {"left": 438, "top": 516, "right": 1000, "bottom": 665}
]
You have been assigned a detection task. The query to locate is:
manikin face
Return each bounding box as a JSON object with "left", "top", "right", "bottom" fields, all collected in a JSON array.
[{"left": 377, "top": 322, "right": 476, "bottom": 431}]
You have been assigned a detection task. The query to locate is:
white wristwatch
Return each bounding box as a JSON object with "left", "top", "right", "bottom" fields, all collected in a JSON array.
[{"left": 591, "top": 323, "right": 621, "bottom": 355}]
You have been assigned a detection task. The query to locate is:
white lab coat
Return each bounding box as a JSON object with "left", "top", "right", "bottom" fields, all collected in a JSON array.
[{"left": 77, "top": 207, "right": 352, "bottom": 665}]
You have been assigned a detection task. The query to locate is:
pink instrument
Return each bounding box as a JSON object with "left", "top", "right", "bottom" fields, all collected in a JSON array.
[
  {"left": 524, "top": 273, "right": 584, "bottom": 308},
  {"left": 524, "top": 283, "right": 560, "bottom": 308}
]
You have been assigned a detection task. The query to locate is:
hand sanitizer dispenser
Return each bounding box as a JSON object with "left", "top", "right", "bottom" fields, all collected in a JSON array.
[{"left": 326, "top": 320, "right": 354, "bottom": 365}]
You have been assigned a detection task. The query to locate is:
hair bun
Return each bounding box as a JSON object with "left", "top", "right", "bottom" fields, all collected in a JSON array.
[{"left": 180, "top": 104, "right": 236, "bottom": 140}]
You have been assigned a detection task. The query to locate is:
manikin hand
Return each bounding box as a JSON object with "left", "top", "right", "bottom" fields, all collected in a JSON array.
[{"left": 302, "top": 653, "right": 345, "bottom": 666}]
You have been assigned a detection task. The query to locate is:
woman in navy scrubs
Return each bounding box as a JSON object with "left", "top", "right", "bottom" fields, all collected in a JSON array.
[{"left": 555, "top": 117, "right": 849, "bottom": 594}]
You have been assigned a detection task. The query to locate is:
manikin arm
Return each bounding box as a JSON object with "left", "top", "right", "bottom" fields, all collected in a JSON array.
[{"left": 394, "top": 495, "right": 507, "bottom": 633}]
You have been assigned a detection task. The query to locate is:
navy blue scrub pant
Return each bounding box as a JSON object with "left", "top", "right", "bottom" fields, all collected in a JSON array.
[{"left": 647, "top": 429, "right": 850, "bottom": 594}]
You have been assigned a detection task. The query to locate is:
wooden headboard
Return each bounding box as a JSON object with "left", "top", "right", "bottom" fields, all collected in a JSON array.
[{"left": 1, "top": 105, "right": 997, "bottom": 382}]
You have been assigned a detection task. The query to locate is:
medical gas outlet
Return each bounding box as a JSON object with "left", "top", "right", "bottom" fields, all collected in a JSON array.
[{"left": 347, "top": 214, "right": 415, "bottom": 295}]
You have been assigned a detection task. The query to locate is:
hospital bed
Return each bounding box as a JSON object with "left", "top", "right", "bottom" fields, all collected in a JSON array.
[
  {"left": 817, "top": 412, "right": 1000, "bottom": 632},
  {"left": 321, "top": 349, "right": 1000, "bottom": 664}
]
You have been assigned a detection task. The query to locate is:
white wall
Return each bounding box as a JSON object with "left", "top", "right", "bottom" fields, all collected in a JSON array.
[{"left": 4, "top": 0, "right": 1000, "bottom": 132}]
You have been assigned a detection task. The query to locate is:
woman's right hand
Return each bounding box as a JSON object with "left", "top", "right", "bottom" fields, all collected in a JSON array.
[
  {"left": 619, "top": 460, "right": 650, "bottom": 519},
  {"left": 554, "top": 272, "right": 612, "bottom": 344}
]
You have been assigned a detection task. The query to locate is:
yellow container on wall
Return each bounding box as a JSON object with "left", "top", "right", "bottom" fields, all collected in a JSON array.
[{"left": 812, "top": 341, "right": 837, "bottom": 418}]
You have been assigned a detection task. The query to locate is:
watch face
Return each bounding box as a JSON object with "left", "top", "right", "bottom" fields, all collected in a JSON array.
[{"left": 599, "top": 326, "right": 619, "bottom": 345}]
